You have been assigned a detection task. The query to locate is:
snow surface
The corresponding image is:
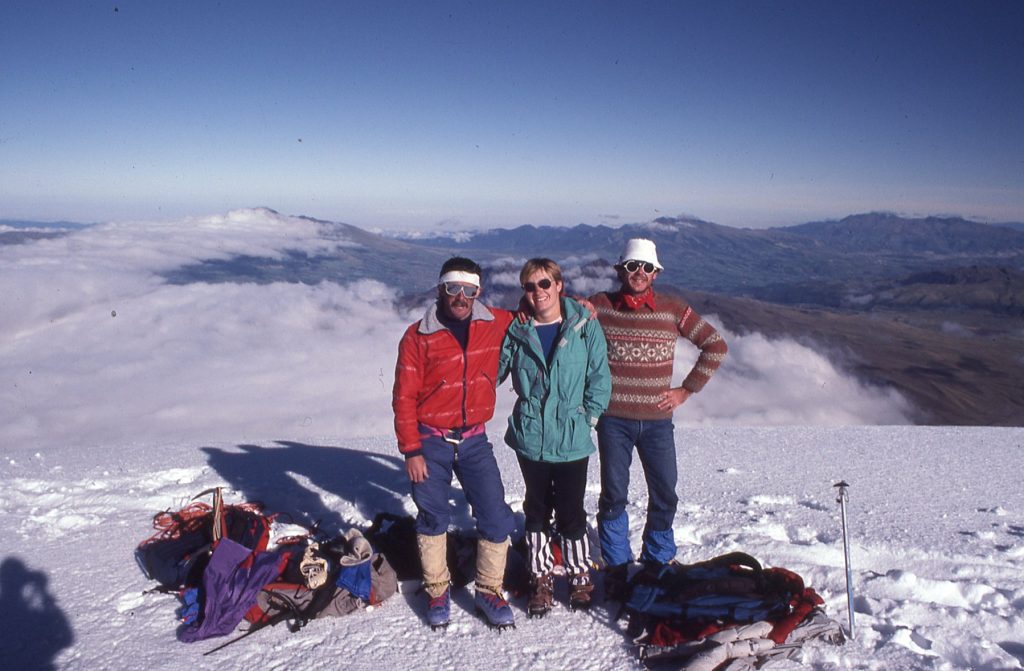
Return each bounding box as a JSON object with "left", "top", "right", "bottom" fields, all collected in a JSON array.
[{"left": 2, "top": 209, "right": 1022, "bottom": 670}]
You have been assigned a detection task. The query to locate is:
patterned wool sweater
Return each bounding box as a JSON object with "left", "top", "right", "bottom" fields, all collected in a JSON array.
[{"left": 590, "top": 290, "right": 728, "bottom": 420}]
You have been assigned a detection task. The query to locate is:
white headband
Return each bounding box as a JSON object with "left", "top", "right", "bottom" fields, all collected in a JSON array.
[{"left": 438, "top": 270, "right": 480, "bottom": 287}]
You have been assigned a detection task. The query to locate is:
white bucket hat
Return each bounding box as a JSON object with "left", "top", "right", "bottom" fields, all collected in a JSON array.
[{"left": 617, "top": 238, "right": 664, "bottom": 271}]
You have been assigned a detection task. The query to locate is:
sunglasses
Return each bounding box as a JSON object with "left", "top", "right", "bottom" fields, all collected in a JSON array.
[
  {"left": 522, "top": 278, "right": 553, "bottom": 292},
  {"left": 623, "top": 260, "right": 657, "bottom": 274},
  {"left": 442, "top": 282, "right": 480, "bottom": 298}
]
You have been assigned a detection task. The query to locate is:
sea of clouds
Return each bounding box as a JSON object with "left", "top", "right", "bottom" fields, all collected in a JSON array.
[{"left": 0, "top": 209, "right": 912, "bottom": 453}]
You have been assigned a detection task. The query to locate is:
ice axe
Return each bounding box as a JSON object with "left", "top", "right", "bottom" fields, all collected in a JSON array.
[{"left": 834, "top": 480, "right": 854, "bottom": 639}]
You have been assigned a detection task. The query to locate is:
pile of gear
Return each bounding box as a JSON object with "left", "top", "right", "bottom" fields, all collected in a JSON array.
[
  {"left": 136, "top": 495, "right": 844, "bottom": 666},
  {"left": 617, "top": 552, "right": 844, "bottom": 670},
  {"left": 135, "top": 488, "right": 397, "bottom": 653}
]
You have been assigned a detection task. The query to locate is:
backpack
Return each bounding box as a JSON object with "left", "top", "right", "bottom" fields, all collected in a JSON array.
[
  {"left": 624, "top": 553, "right": 798, "bottom": 635},
  {"left": 135, "top": 488, "right": 273, "bottom": 592},
  {"left": 625, "top": 554, "right": 841, "bottom": 668}
]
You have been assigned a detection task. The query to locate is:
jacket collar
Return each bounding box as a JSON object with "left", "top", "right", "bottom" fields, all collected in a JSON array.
[
  {"left": 418, "top": 300, "right": 496, "bottom": 335},
  {"left": 509, "top": 297, "right": 586, "bottom": 339}
]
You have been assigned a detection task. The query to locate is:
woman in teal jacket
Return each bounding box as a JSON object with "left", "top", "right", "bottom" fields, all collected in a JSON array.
[{"left": 498, "top": 258, "right": 611, "bottom": 616}]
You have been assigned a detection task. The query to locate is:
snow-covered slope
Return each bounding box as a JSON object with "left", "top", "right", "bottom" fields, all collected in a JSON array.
[{"left": 2, "top": 427, "right": 1022, "bottom": 670}]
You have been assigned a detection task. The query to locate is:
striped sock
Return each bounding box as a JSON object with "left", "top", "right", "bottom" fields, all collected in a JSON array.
[
  {"left": 561, "top": 534, "right": 592, "bottom": 576},
  {"left": 526, "top": 531, "right": 555, "bottom": 576}
]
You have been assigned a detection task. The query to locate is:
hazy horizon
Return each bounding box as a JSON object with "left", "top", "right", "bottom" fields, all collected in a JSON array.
[
  {"left": 2, "top": 2, "right": 1022, "bottom": 230},
  {"left": 3, "top": 206, "right": 1023, "bottom": 236}
]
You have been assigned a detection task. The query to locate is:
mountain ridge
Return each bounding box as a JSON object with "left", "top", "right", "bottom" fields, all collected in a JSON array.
[{"left": 401, "top": 212, "right": 1024, "bottom": 296}]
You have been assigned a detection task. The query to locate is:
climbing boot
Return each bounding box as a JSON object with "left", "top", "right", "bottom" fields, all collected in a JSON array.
[
  {"left": 426, "top": 586, "right": 451, "bottom": 630},
  {"left": 474, "top": 587, "right": 515, "bottom": 629},
  {"left": 603, "top": 562, "right": 631, "bottom": 602},
  {"left": 527, "top": 572, "right": 555, "bottom": 618},
  {"left": 568, "top": 572, "right": 594, "bottom": 611}
]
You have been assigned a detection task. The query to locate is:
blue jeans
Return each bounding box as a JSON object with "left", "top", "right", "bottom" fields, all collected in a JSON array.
[
  {"left": 412, "top": 432, "right": 515, "bottom": 543},
  {"left": 596, "top": 415, "right": 678, "bottom": 566}
]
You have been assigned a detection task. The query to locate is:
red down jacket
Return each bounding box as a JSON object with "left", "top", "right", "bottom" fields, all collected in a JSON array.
[{"left": 392, "top": 302, "right": 513, "bottom": 455}]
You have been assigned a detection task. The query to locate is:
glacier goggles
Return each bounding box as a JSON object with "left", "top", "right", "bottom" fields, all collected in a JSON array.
[
  {"left": 622, "top": 260, "right": 657, "bottom": 274},
  {"left": 441, "top": 282, "right": 480, "bottom": 298},
  {"left": 522, "top": 278, "right": 553, "bottom": 293}
]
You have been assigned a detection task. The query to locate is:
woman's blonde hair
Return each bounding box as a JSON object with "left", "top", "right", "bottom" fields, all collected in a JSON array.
[{"left": 519, "top": 258, "right": 563, "bottom": 286}]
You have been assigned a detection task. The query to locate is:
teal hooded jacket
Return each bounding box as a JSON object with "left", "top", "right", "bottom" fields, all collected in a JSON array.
[{"left": 498, "top": 297, "right": 611, "bottom": 463}]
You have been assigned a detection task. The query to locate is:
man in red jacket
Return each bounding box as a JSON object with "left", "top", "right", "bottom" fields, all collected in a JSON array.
[{"left": 392, "top": 257, "right": 516, "bottom": 629}]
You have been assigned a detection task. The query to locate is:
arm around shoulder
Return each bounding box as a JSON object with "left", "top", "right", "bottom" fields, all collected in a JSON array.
[
  {"left": 582, "top": 314, "right": 612, "bottom": 420},
  {"left": 498, "top": 328, "right": 517, "bottom": 383}
]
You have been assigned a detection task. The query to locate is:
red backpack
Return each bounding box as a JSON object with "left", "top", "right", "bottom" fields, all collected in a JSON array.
[{"left": 136, "top": 488, "right": 274, "bottom": 592}]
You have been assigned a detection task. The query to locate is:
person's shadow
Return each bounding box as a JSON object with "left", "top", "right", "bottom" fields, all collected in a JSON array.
[
  {"left": 0, "top": 557, "right": 74, "bottom": 671},
  {"left": 200, "top": 441, "right": 462, "bottom": 535}
]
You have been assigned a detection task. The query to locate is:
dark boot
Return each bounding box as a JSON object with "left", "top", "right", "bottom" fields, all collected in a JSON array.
[
  {"left": 603, "top": 562, "right": 630, "bottom": 602},
  {"left": 568, "top": 572, "right": 594, "bottom": 611},
  {"left": 527, "top": 572, "right": 555, "bottom": 618}
]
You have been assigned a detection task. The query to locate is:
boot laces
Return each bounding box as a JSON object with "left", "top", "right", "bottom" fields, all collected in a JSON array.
[
  {"left": 479, "top": 590, "right": 509, "bottom": 608},
  {"left": 427, "top": 588, "right": 450, "bottom": 608}
]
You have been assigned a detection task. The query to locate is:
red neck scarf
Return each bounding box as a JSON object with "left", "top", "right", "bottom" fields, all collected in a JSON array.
[{"left": 618, "top": 289, "right": 656, "bottom": 311}]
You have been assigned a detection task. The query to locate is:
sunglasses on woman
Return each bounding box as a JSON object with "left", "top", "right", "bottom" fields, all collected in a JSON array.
[
  {"left": 522, "top": 278, "right": 553, "bottom": 292},
  {"left": 623, "top": 260, "right": 657, "bottom": 274},
  {"left": 442, "top": 282, "right": 480, "bottom": 298}
]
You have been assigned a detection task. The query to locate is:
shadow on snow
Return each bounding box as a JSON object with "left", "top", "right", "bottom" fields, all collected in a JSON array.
[
  {"left": 200, "top": 441, "right": 417, "bottom": 534},
  {"left": 0, "top": 556, "right": 74, "bottom": 671}
]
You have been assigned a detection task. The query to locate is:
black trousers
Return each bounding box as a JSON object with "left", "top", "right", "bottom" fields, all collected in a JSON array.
[{"left": 517, "top": 454, "right": 590, "bottom": 540}]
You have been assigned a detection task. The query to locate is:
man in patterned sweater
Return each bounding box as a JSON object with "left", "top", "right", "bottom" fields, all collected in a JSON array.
[{"left": 589, "top": 238, "right": 728, "bottom": 597}]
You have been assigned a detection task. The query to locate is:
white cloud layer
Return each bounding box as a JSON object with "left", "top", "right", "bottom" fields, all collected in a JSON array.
[
  {"left": 0, "top": 209, "right": 912, "bottom": 452},
  {"left": 676, "top": 327, "right": 913, "bottom": 426}
]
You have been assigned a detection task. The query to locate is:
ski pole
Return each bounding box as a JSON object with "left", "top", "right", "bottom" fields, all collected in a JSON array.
[{"left": 833, "top": 480, "right": 854, "bottom": 639}]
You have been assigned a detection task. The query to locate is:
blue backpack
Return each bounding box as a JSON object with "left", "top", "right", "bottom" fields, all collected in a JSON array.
[{"left": 624, "top": 552, "right": 796, "bottom": 626}]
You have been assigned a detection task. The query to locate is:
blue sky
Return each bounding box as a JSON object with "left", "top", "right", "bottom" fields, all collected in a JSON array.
[{"left": 2, "top": 1, "right": 1022, "bottom": 230}]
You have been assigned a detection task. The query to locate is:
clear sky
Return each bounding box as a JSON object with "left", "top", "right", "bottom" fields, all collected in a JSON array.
[{"left": 2, "top": 1, "right": 1022, "bottom": 230}]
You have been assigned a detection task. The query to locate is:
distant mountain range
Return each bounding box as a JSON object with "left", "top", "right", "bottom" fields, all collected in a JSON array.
[
  {"left": 404, "top": 212, "right": 1024, "bottom": 299},
  {"left": 0, "top": 219, "right": 94, "bottom": 230},
  {"left": 5, "top": 211, "right": 1023, "bottom": 298},
  {"left": 994, "top": 221, "right": 1024, "bottom": 233},
  {"left": 5, "top": 210, "right": 1023, "bottom": 424},
  {"left": 786, "top": 212, "right": 1024, "bottom": 254}
]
